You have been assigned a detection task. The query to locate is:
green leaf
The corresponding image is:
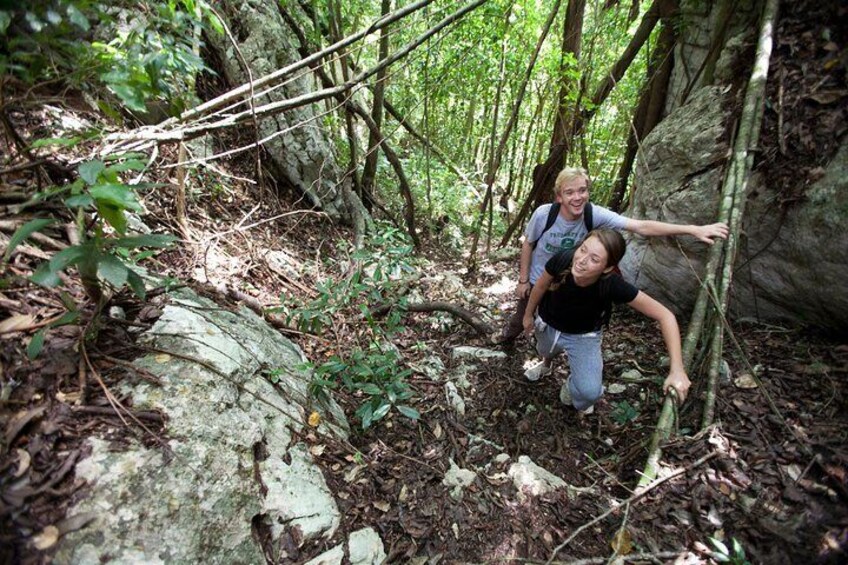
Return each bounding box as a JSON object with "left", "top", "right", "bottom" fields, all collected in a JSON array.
[
  {"left": 105, "top": 160, "right": 146, "bottom": 174},
  {"left": 356, "top": 403, "right": 374, "bottom": 429},
  {"left": 396, "top": 405, "right": 420, "bottom": 420},
  {"left": 109, "top": 84, "right": 147, "bottom": 112},
  {"left": 65, "top": 4, "right": 90, "bottom": 31},
  {"left": 3, "top": 218, "right": 54, "bottom": 261},
  {"left": 49, "top": 245, "right": 88, "bottom": 272},
  {"left": 65, "top": 194, "right": 94, "bottom": 208},
  {"left": 126, "top": 269, "right": 146, "bottom": 299},
  {"left": 110, "top": 234, "right": 177, "bottom": 249},
  {"left": 30, "top": 136, "right": 81, "bottom": 148},
  {"left": 372, "top": 401, "right": 391, "bottom": 422},
  {"left": 96, "top": 203, "right": 128, "bottom": 235},
  {"left": 78, "top": 160, "right": 105, "bottom": 185},
  {"left": 30, "top": 263, "right": 62, "bottom": 287},
  {"left": 27, "top": 328, "right": 46, "bottom": 360},
  {"left": 89, "top": 183, "right": 142, "bottom": 211},
  {"left": 98, "top": 254, "right": 129, "bottom": 288},
  {"left": 49, "top": 311, "right": 80, "bottom": 328},
  {"left": 357, "top": 383, "right": 382, "bottom": 395},
  {"left": 0, "top": 11, "right": 11, "bottom": 34}
]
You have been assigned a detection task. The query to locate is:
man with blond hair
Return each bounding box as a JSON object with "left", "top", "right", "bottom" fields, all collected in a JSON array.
[{"left": 497, "top": 166, "right": 728, "bottom": 348}]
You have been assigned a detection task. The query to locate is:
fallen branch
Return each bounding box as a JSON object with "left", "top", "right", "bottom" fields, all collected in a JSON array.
[
  {"left": 372, "top": 300, "right": 493, "bottom": 336},
  {"left": 547, "top": 451, "right": 718, "bottom": 564}
]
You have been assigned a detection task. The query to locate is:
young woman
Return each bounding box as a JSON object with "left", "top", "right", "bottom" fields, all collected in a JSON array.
[{"left": 522, "top": 229, "right": 690, "bottom": 414}]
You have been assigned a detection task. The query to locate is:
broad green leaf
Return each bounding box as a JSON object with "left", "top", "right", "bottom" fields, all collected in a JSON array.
[
  {"left": 78, "top": 160, "right": 105, "bottom": 185},
  {"left": 126, "top": 269, "right": 146, "bottom": 299},
  {"left": 64, "top": 194, "right": 94, "bottom": 208},
  {"left": 98, "top": 254, "right": 129, "bottom": 288},
  {"left": 30, "top": 263, "right": 62, "bottom": 287},
  {"left": 3, "top": 218, "right": 54, "bottom": 261},
  {"left": 356, "top": 403, "right": 374, "bottom": 429},
  {"left": 96, "top": 202, "right": 128, "bottom": 235},
  {"left": 396, "top": 405, "right": 420, "bottom": 420},
  {"left": 110, "top": 234, "right": 177, "bottom": 249},
  {"left": 109, "top": 84, "right": 147, "bottom": 112},
  {"left": 89, "top": 183, "right": 142, "bottom": 211},
  {"left": 27, "top": 329, "right": 46, "bottom": 360}
]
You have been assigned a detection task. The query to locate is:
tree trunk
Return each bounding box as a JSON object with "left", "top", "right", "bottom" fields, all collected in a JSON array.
[
  {"left": 608, "top": 12, "right": 675, "bottom": 211},
  {"left": 360, "top": 0, "right": 392, "bottom": 210},
  {"left": 329, "top": 0, "right": 361, "bottom": 197}
]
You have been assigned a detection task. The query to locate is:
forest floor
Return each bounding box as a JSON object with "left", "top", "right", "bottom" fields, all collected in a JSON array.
[{"left": 1, "top": 156, "right": 847, "bottom": 564}]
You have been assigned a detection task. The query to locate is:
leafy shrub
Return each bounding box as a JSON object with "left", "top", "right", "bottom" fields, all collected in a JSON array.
[
  {"left": 7, "top": 156, "right": 176, "bottom": 304},
  {"left": 283, "top": 223, "right": 421, "bottom": 430},
  {"left": 610, "top": 400, "right": 639, "bottom": 425}
]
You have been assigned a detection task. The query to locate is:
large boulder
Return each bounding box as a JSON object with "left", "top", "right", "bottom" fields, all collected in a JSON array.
[
  {"left": 621, "top": 0, "right": 848, "bottom": 332},
  {"left": 53, "top": 289, "right": 374, "bottom": 563}
]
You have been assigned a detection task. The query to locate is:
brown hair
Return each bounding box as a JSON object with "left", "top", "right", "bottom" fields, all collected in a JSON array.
[
  {"left": 553, "top": 167, "right": 591, "bottom": 197},
  {"left": 587, "top": 228, "right": 626, "bottom": 269}
]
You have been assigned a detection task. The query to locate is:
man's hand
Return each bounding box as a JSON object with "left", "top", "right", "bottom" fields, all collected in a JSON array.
[
  {"left": 663, "top": 370, "right": 691, "bottom": 403},
  {"left": 515, "top": 281, "right": 531, "bottom": 299},
  {"left": 692, "top": 222, "right": 729, "bottom": 244}
]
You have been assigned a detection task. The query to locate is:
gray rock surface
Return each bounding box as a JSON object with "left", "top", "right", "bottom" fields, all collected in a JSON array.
[
  {"left": 54, "top": 289, "right": 357, "bottom": 564},
  {"left": 622, "top": 1, "right": 848, "bottom": 332}
]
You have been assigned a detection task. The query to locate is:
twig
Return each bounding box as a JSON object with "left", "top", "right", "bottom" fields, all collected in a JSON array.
[
  {"left": 371, "top": 300, "right": 494, "bottom": 336},
  {"left": 547, "top": 451, "right": 718, "bottom": 564}
]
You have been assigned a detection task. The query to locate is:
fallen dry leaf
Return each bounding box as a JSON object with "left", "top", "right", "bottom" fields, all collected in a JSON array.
[
  {"left": 734, "top": 373, "right": 759, "bottom": 389},
  {"left": 14, "top": 448, "right": 30, "bottom": 478},
  {"left": 154, "top": 353, "right": 171, "bottom": 363},
  {"left": 373, "top": 500, "right": 390, "bottom": 512},
  {"left": 611, "top": 528, "right": 633, "bottom": 554},
  {"left": 309, "top": 444, "right": 325, "bottom": 457},
  {"left": 0, "top": 313, "right": 36, "bottom": 334},
  {"left": 32, "top": 525, "right": 60, "bottom": 550},
  {"left": 308, "top": 411, "right": 321, "bottom": 427}
]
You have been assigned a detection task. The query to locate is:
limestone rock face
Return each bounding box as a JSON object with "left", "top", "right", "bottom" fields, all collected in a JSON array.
[
  {"left": 54, "top": 289, "right": 354, "bottom": 564},
  {"left": 621, "top": 1, "right": 848, "bottom": 332},
  {"left": 207, "top": 0, "right": 351, "bottom": 220}
]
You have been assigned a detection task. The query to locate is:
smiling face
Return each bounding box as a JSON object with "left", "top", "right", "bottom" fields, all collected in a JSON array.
[
  {"left": 554, "top": 173, "right": 590, "bottom": 221},
  {"left": 571, "top": 235, "right": 613, "bottom": 285}
]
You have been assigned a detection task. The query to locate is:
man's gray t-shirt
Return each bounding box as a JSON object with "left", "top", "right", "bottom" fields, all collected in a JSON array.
[{"left": 524, "top": 203, "right": 628, "bottom": 283}]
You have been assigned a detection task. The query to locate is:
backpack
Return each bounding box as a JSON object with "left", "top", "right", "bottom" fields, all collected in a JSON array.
[{"left": 530, "top": 202, "right": 594, "bottom": 250}]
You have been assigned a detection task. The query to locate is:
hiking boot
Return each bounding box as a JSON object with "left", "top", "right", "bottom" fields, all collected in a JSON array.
[{"left": 524, "top": 361, "right": 551, "bottom": 382}]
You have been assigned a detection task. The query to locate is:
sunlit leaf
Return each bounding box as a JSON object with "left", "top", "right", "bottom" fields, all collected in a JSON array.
[
  {"left": 89, "top": 183, "right": 142, "bottom": 211},
  {"left": 396, "top": 405, "right": 420, "bottom": 420}
]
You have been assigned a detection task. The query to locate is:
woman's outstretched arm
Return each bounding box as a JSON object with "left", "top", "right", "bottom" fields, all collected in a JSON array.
[{"left": 627, "top": 291, "right": 691, "bottom": 402}]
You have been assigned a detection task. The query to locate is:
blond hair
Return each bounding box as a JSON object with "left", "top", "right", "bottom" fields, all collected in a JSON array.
[{"left": 553, "top": 167, "right": 591, "bottom": 197}]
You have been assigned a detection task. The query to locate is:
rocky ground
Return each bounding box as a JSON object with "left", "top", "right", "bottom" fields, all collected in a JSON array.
[{"left": 1, "top": 158, "right": 846, "bottom": 563}]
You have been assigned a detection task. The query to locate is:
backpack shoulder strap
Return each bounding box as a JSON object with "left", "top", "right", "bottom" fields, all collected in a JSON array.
[
  {"left": 531, "top": 203, "right": 561, "bottom": 250},
  {"left": 583, "top": 202, "right": 593, "bottom": 232}
]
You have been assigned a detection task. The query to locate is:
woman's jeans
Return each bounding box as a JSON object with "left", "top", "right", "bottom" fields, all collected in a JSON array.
[{"left": 534, "top": 318, "right": 603, "bottom": 411}]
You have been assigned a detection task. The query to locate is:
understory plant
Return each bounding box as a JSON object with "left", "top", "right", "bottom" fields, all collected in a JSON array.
[
  {"left": 284, "top": 223, "right": 420, "bottom": 430},
  {"left": 5, "top": 156, "right": 177, "bottom": 357}
]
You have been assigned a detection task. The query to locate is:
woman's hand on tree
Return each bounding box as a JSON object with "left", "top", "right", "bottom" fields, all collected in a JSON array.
[
  {"left": 522, "top": 316, "right": 534, "bottom": 337},
  {"left": 515, "top": 281, "right": 531, "bottom": 299},
  {"left": 663, "top": 370, "right": 691, "bottom": 403}
]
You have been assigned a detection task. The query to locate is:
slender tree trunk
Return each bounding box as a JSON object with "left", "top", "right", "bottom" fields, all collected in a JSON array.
[
  {"left": 280, "top": 9, "right": 419, "bottom": 248},
  {"left": 329, "top": 0, "right": 361, "bottom": 197},
  {"left": 608, "top": 11, "right": 675, "bottom": 211},
  {"left": 360, "top": 0, "right": 392, "bottom": 210},
  {"left": 468, "top": 0, "right": 561, "bottom": 267}
]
